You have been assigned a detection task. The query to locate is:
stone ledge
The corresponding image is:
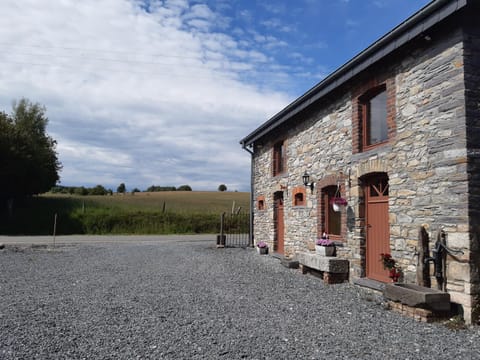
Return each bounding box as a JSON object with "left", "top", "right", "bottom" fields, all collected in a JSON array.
[
  {"left": 296, "top": 252, "right": 349, "bottom": 273},
  {"left": 384, "top": 283, "right": 451, "bottom": 312},
  {"left": 388, "top": 301, "right": 451, "bottom": 323},
  {"left": 280, "top": 258, "right": 299, "bottom": 269},
  {"left": 353, "top": 278, "right": 386, "bottom": 292}
]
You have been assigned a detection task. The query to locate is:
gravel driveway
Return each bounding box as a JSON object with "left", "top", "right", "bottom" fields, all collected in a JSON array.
[{"left": 1, "top": 237, "right": 479, "bottom": 359}]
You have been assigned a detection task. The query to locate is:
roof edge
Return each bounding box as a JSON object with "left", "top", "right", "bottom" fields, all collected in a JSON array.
[{"left": 240, "top": 0, "right": 466, "bottom": 147}]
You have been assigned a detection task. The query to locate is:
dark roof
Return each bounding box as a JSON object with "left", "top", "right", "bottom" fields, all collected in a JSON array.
[{"left": 240, "top": 0, "right": 468, "bottom": 148}]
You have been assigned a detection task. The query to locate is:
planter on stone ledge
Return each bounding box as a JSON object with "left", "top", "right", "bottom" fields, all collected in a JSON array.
[
  {"left": 256, "top": 241, "right": 269, "bottom": 255},
  {"left": 315, "top": 245, "right": 335, "bottom": 256},
  {"left": 257, "top": 247, "right": 268, "bottom": 255}
]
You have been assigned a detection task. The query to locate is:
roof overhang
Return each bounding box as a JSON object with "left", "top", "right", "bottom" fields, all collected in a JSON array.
[{"left": 240, "top": 0, "right": 468, "bottom": 148}]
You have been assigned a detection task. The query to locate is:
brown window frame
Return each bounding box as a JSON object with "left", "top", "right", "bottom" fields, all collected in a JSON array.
[
  {"left": 360, "top": 84, "right": 388, "bottom": 150},
  {"left": 272, "top": 140, "right": 286, "bottom": 176},
  {"left": 257, "top": 196, "right": 266, "bottom": 211},
  {"left": 292, "top": 187, "right": 306, "bottom": 207},
  {"left": 322, "top": 186, "right": 342, "bottom": 238},
  {"left": 352, "top": 76, "right": 396, "bottom": 154}
]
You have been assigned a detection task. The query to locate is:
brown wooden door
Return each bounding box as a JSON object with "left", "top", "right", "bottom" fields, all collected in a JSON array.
[
  {"left": 365, "top": 175, "right": 391, "bottom": 282},
  {"left": 274, "top": 192, "right": 284, "bottom": 254}
]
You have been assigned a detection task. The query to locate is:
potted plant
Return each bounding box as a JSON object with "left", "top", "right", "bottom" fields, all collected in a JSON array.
[
  {"left": 380, "top": 253, "right": 401, "bottom": 282},
  {"left": 256, "top": 241, "right": 269, "bottom": 255},
  {"left": 315, "top": 233, "right": 335, "bottom": 256}
]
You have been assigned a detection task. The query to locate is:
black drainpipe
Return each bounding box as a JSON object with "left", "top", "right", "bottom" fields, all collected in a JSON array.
[{"left": 241, "top": 142, "right": 254, "bottom": 247}]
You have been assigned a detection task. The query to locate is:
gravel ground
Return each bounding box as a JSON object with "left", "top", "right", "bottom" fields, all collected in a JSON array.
[{"left": 1, "top": 239, "right": 479, "bottom": 360}]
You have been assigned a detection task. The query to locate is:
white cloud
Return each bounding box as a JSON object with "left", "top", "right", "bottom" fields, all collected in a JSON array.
[
  {"left": 0, "top": 0, "right": 293, "bottom": 191},
  {"left": 261, "top": 19, "right": 296, "bottom": 33}
]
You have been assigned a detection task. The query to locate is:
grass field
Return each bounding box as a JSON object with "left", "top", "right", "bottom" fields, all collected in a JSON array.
[
  {"left": 1, "top": 192, "right": 250, "bottom": 236},
  {"left": 74, "top": 191, "right": 250, "bottom": 213}
]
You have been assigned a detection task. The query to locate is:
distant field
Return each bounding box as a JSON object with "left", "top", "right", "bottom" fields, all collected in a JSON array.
[
  {"left": 1, "top": 192, "right": 250, "bottom": 236},
  {"left": 62, "top": 191, "right": 251, "bottom": 213}
]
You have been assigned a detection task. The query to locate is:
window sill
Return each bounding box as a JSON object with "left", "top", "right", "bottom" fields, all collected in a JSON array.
[
  {"left": 272, "top": 172, "right": 288, "bottom": 179},
  {"left": 352, "top": 143, "right": 392, "bottom": 161}
]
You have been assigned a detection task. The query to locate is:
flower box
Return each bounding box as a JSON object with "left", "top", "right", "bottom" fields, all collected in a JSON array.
[
  {"left": 257, "top": 246, "right": 268, "bottom": 255},
  {"left": 256, "top": 241, "right": 268, "bottom": 255},
  {"left": 315, "top": 245, "right": 335, "bottom": 256}
]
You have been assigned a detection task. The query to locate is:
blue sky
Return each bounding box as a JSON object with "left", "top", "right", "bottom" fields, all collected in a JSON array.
[{"left": 0, "top": 0, "right": 431, "bottom": 191}]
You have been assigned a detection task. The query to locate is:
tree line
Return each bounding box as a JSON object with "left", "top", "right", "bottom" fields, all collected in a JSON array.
[{"left": 50, "top": 184, "right": 193, "bottom": 195}]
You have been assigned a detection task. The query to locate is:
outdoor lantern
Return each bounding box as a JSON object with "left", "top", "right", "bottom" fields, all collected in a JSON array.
[{"left": 302, "top": 171, "right": 315, "bottom": 192}]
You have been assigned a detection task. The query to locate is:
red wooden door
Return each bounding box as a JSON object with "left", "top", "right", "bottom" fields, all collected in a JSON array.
[
  {"left": 365, "top": 175, "right": 391, "bottom": 282},
  {"left": 274, "top": 192, "right": 284, "bottom": 254}
]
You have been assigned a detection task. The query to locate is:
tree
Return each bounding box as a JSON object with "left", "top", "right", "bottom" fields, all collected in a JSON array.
[
  {"left": 218, "top": 184, "right": 227, "bottom": 192},
  {"left": 0, "top": 99, "right": 61, "bottom": 202},
  {"left": 90, "top": 184, "right": 108, "bottom": 196},
  {"left": 74, "top": 186, "right": 88, "bottom": 196},
  {"left": 117, "top": 183, "right": 126, "bottom": 194},
  {"left": 147, "top": 185, "right": 177, "bottom": 192},
  {"left": 177, "top": 185, "right": 192, "bottom": 191}
]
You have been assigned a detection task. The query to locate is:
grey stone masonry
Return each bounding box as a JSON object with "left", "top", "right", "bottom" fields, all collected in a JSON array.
[{"left": 296, "top": 252, "right": 349, "bottom": 274}]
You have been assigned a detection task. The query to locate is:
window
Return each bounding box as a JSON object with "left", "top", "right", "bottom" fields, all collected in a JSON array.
[
  {"left": 257, "top": 196, "right": 265, "bottom": 210},
  {"left": 361, "top": 85, "right": 387, "bottom": 148},
  {"left": 292, "top": 187, "right": 306, "bottom": 206},
  {"left": 294, "top": 193, "right": 304, "bottom": 206},
  {"left": 273, "top": 140, "right": 286, "bottom": 176},
  {"left": 352, "top": 77, "right": 395, "bottom": 154},
  {"left": 369, "top": 176, "right": 389, "bottom": 198},
  {"left": 322, "top": 186, "right": 341, "bottom": 236}
]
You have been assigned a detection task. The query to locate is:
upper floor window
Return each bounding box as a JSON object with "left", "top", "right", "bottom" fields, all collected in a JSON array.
[
  {"left": 361, "top": 85, "right": 387, "bottom": 149},
  {"left": 273, "top": 140, "right": 286, "bottom": 176},
  {"left": 352, "top": 77, "right": 395, "bottom": 154}
]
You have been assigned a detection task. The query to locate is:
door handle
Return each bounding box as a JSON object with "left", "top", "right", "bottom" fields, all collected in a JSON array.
[{"left": 367, "top": 224, "right": 372, "bottom": 228}]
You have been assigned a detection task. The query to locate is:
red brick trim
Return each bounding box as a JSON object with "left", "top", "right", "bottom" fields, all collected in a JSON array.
[
  {"left": 352, "top": 75, "right": 396, "bottom": 154},
  {"left": 257, "top": 195, "right": 266, "bottom": 211},
  {"left": 272, "top": 139, "right": 288, "bottom": 177},
  {"left": 316, "top": 174, "right": 348, "bottom": 242},
  {"left": 292, "top": 186, "right": 306, "bottom": 206}
]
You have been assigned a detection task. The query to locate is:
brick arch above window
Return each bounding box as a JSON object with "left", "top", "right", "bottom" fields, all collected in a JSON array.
[{"left": 292, "top": 186, "right": 306, "bottom": 207}]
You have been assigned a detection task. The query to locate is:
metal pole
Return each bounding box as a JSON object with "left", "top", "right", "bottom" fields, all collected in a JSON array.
[
  {"left": 217, "top": 212, "right": 226, "bottom": 248},
  {"left": 241, "top": 144, "right": 255, "bottom": 247},
  {"left": 53, "top": 213, "right": 57, "bottom": 248}
]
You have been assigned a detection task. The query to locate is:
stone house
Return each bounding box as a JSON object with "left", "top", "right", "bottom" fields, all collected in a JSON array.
[{"left": 240, "top": 0, "right": 480, "bottom": 324}]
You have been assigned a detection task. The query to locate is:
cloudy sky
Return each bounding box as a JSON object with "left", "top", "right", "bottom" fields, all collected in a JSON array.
[{"left": 0, "top": 0, "right": 430, "bottom": 192}]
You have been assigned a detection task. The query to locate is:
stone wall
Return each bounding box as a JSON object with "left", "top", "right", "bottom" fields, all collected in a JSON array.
[
  {"left": 251, "top": 25, "right": 477, "bottom": 322},
  {"left": 464, "top": 21, "right": 480, "bottom": 323}
]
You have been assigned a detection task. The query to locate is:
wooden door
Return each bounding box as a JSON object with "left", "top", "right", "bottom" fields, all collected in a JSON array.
[
  {"left": 365, "top": 175, "right": 391, "bottom": 282},
  {"left": 274, "top": 192, "right": 284, "bottom": 254}
]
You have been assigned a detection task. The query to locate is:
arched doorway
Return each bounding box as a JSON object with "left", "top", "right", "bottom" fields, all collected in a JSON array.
[
  {"left": 363, "top": 173, "right": 391, "bottom": 282},
  {"left": 273, "top": 191, "right": 284, "bottom": 254}
]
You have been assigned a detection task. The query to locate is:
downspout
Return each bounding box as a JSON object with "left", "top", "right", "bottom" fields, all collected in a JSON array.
[{"left": 241, "top": 142, "right": 255, "bottom": 247}]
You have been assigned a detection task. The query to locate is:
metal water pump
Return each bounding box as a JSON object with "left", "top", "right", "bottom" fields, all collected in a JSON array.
[{"left": 424, "top": 230, "right": 464, "bottom": 291}]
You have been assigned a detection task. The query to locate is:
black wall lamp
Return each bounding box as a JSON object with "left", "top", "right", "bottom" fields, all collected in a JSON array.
[{"left": 302, "top": 171, "right": 315, "bottom": 193}]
